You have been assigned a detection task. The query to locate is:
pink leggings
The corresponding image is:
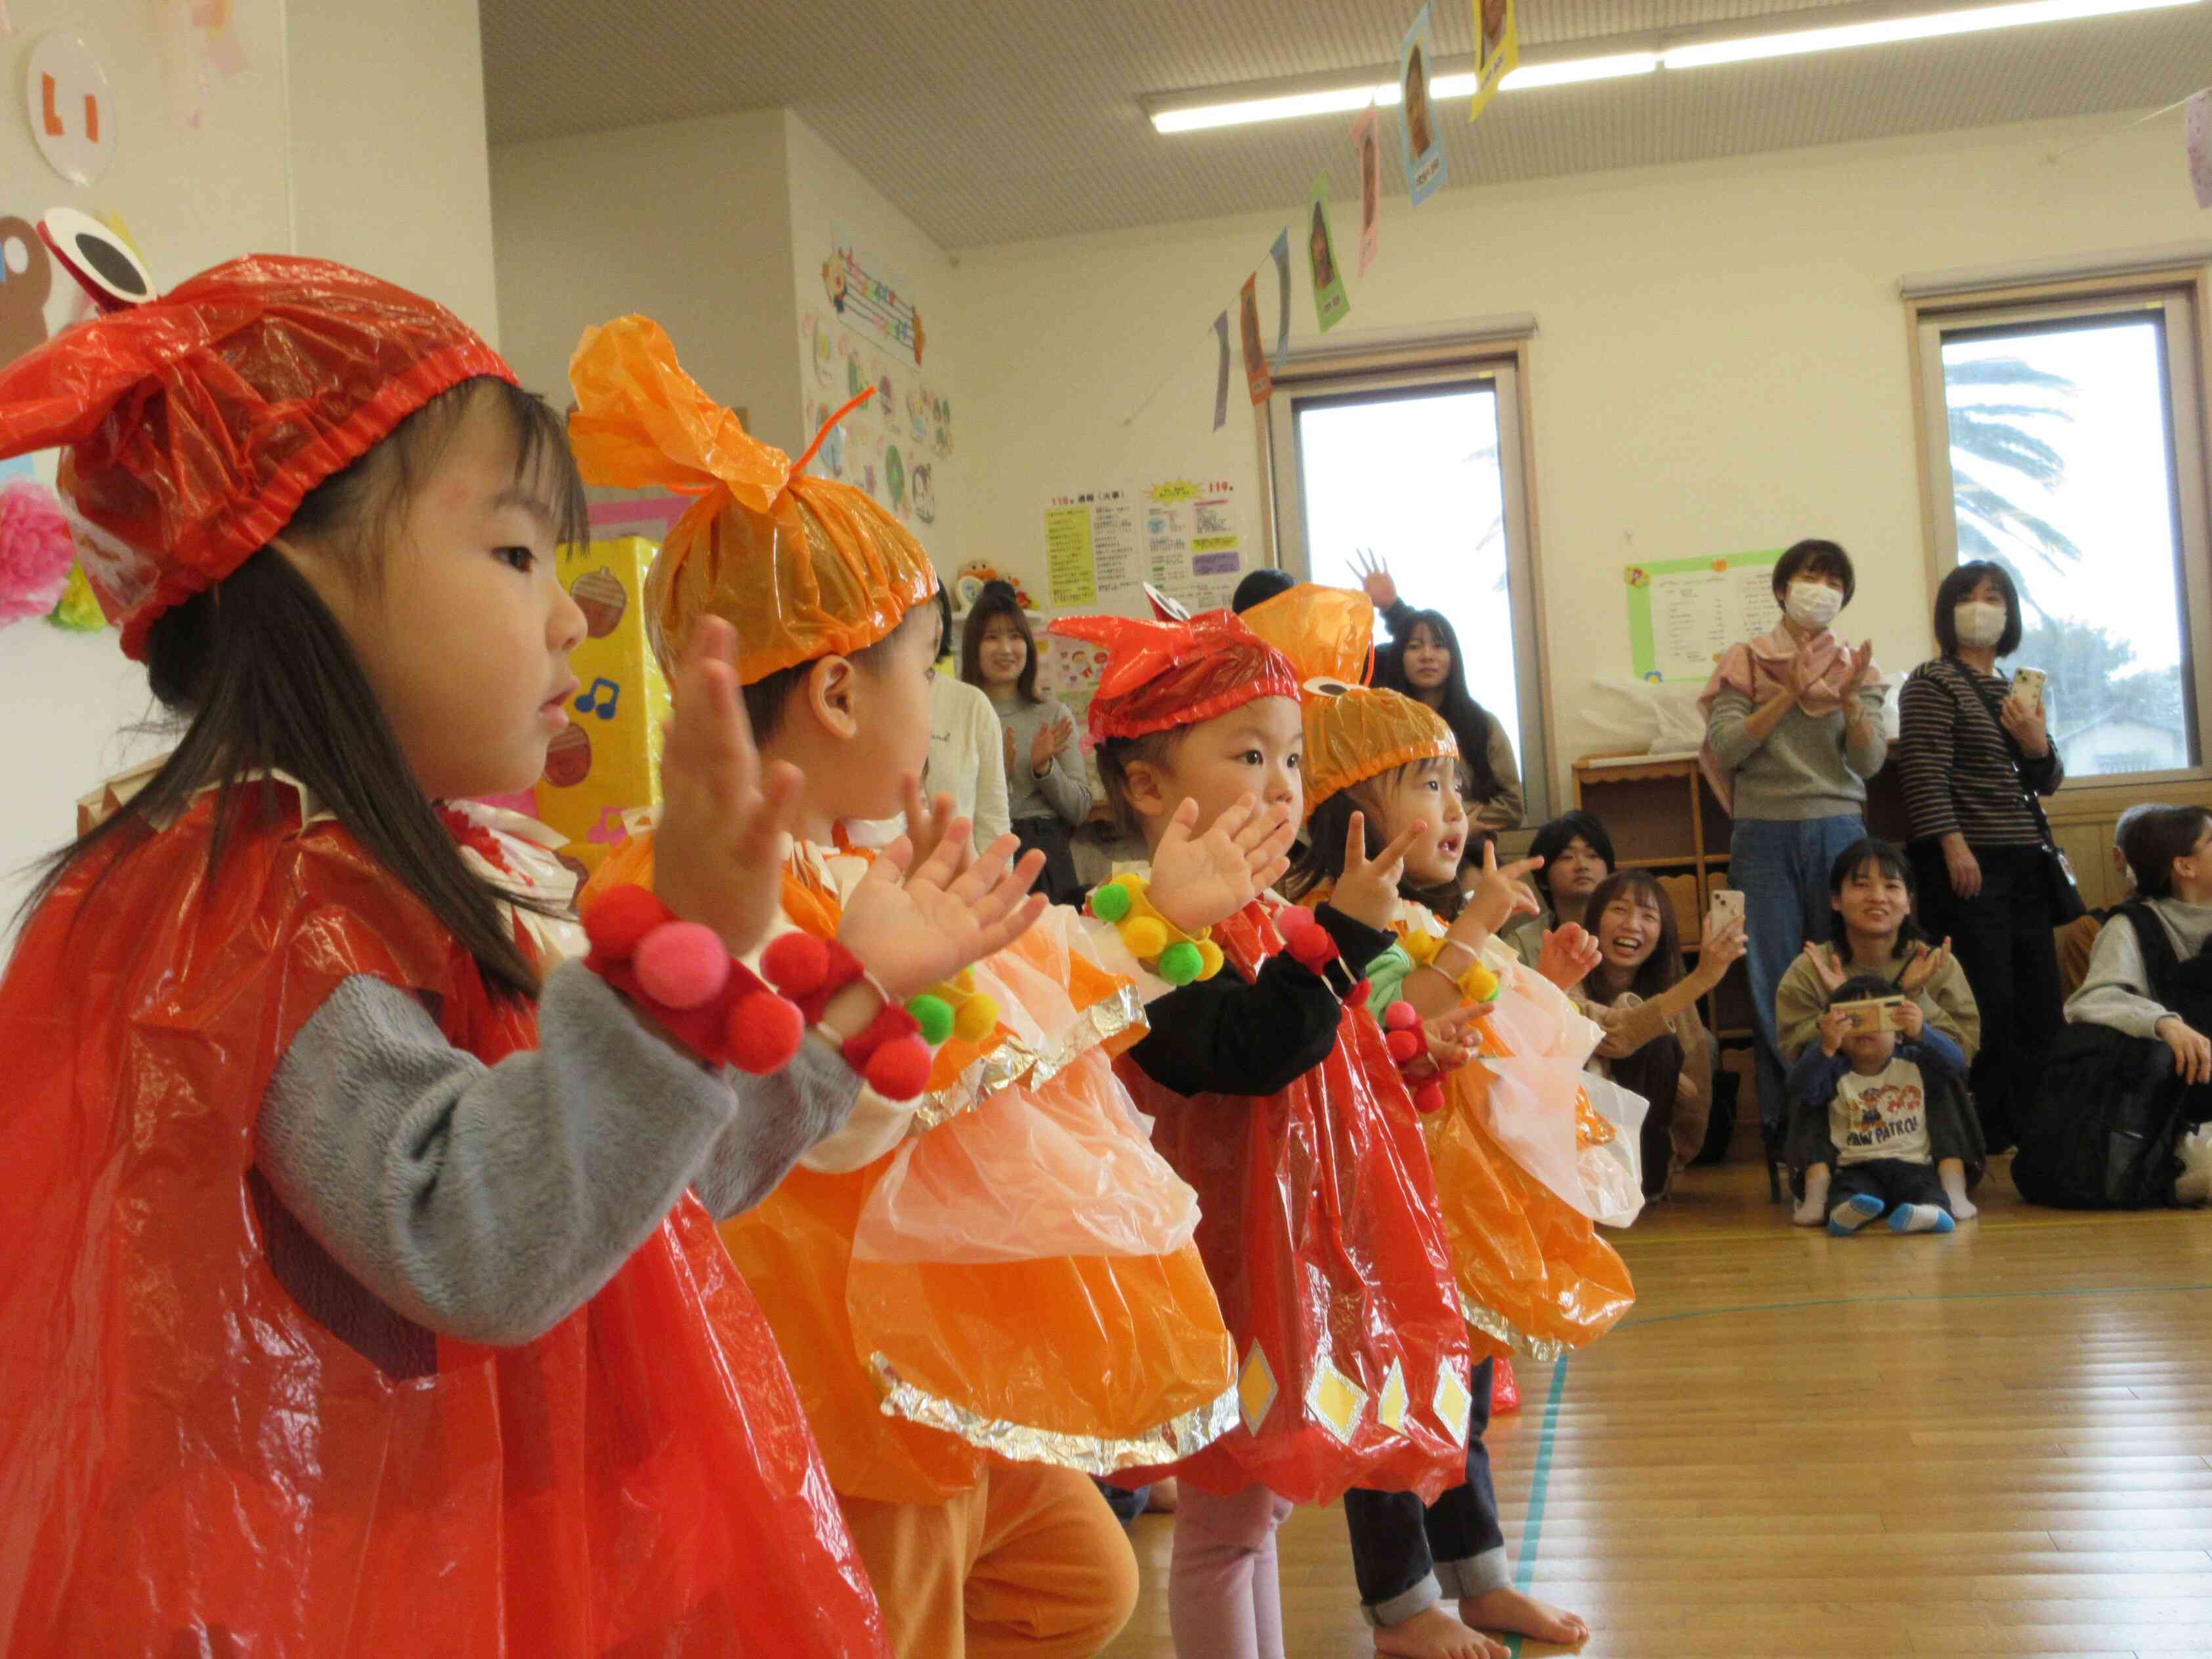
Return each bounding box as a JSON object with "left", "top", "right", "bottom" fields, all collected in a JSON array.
[{"left": 1168, "top": 1484, "right": 1294, "bottom": 1659}]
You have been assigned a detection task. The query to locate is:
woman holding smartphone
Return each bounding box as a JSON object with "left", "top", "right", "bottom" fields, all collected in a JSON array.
[{"left": 1896, "top": 562, "right": 2069, "bottom": 1150}]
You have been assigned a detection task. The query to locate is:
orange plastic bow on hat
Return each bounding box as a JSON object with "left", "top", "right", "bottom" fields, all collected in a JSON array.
[
  {"left": 568, "top": 315, "right": 938, "bottom": 684},
  {"left": 0, "top": 254, "right": 515, "bottom": 660},
  {"left": 1239, "top": 583, "right": 1457, "bottom": 817},
  {"left": 1048, "top": 608, "right": 1301, "bottom": 742}
]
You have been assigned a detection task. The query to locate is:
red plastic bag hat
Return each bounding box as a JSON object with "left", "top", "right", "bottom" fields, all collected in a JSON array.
[
  {"left": 0, "top": 251, "right": 513, "bottom": 659},
  {"left": 1050, "top": 608, "right": 1302, "bottom": 742}
]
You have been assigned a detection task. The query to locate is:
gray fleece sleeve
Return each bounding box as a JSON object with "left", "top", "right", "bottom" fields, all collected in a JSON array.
[
  {"left": 254, "top": 961, "right": 857, "bottom": 1347},
  {"left": 2066, "top": 916, "right": 2173, "bottom": 1040}
]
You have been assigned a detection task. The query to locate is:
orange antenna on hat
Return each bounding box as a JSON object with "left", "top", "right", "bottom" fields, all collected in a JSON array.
[{"left": 791, "top": 387, "right": 874, "bottom": 480}]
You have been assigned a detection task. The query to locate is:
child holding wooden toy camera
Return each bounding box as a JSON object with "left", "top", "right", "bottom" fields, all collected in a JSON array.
[{"left": 1785, "top": 972, "right": 1978, "bottom": 1234}]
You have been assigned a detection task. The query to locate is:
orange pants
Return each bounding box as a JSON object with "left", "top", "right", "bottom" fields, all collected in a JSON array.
[{"left": 838, "top": 1463, "right": 1140, "bottom": 1659}]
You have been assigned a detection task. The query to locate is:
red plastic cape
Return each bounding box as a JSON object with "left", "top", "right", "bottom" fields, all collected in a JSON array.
[
  {"left": 1111, "top": 898, "right": 1473, "bottom": 1505},
  {"left": 0, "top": 786, "right": 886, "bottom": 1656},
  {"left": 1050, "top": 609, "right": 1301, "bottom": 742}
]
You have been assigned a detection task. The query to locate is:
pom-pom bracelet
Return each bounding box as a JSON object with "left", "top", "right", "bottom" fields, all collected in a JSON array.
[{"left": 1088, "top": 874, "right": 1225, "bottom": 986}]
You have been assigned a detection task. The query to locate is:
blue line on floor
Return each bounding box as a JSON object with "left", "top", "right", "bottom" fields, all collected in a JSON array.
[{"left": 1504, "top": 1354, "right": 1569, "bottom": 1659}]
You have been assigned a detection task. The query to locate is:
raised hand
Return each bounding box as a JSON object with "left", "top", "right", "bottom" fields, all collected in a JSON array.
[
  {"left": 1030, "top": 715, "right": 1074, "bottom": 774},
  {"left": 1350, "top": 547, "right": 1398, "bottom": 611},
  {"left": 1818, "top": 1005, "right": 1853, "bottom": 1057},
  {"left": 1999, "top": 692, "right": 2050, "bottom": 759},
  {"left": 1696, "top": 913, "right": 1749, "bottom": 984},
  {"left": 1839, "top": 639, "right": 1877, "bottom": 702},
  {"left": 1802, "top": 940, "right": 1848, "bottom": 994},
  {"left": 901, "top": 774, "right": 966, "bottom": 874},
  {"left": 838, "top": 826, "right": 1048, "bottom": 1002},
  {"left": 1149, "top": 794, "right": 1298, "bottom": 934},
  {"left": 654, "top": 617, "right": 806, "bottom": 956},
  {"left": 1333, "top": 811, "right": 1425, "bottom": 930},
  {"left": 1537, "top": 922, "right": 1603, "bottom": 992},
  {"left": 1899, "top": 937, "right": 1952, "bottom": 996},
  {"left": 1457, "top": 839, "right": 1544, "bottom": 939}
]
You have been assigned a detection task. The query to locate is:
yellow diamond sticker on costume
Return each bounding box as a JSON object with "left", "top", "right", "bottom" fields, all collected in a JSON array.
[
  {"left": 1434, "top": 1364, "right": 1474, "bottom": 1441},
  {"left": 1239, "top": 1343, "right": 1278, "bottom": 1435},
  {"left": 1307, "top": 1360, "right": 1367, "bottom": 1445},
  {"left": 1377, "top": 1361, "right": 1409, "bottom": 1433}
]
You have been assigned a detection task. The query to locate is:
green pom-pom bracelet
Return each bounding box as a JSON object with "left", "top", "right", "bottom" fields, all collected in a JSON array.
[
  {"left": 907, "top": 993, "right": 955, "bottom": 1046},
  {"left": 1157, "top": 940, "right": 1205, "bottom": 986},
  {"left": 1090, "top": 880, "right": 1134, "bottom": 923}
]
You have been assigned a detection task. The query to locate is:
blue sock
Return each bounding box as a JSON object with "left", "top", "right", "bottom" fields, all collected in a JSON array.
[
  {"left": 1888, "top": 1203, "right": 1955, "bottom": 1234},
  {"left": 1827, "top": 1192, "right": 1885, "bottom": 1235}
]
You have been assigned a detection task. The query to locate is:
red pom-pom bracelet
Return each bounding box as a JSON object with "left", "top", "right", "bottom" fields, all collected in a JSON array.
[{"left": 583, "top": 885, "right": 804, "bottom": 1076}]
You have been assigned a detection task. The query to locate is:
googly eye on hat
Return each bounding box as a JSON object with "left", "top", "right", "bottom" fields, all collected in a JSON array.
[{"left": 38, "top": 207, "right": 152, "bottom": 312}]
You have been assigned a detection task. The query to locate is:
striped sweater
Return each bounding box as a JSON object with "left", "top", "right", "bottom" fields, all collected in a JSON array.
[{"left": 1896, "top": 656, "right": 2063, "bottom": 847}]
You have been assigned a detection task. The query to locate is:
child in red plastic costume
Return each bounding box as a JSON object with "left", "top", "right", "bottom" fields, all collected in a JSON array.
[
  {"left": 566, "top": 316, "right": 1285, "bottom": 1659},
  {"left": 1050, "top": 606, "right": 1474, "bottom": 1659},
  {"left": 0, "top": 256, "right": 1036, "bottom": 1656},
  {"left": 1248, "top": 584, "right": 1641, "bottom": 1657}
]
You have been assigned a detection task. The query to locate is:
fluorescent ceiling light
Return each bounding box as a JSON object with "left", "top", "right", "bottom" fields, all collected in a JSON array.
[
  {"left": 1665, "top": 0, "right": 2199, "bottom": 66},
  {"left": 1149, "top": 52, "right": 1656, "bottom": 133},
  {"left": 1150, "top": 0, "right": 2200, "bottom": 133}
]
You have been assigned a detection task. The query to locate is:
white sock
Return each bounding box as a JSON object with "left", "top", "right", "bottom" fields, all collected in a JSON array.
[{"left": 2176, "top": 1129, "right": 2212, "bottom": 1206}]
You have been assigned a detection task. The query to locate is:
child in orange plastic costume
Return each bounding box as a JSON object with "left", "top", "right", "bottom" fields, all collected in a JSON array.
[
  {"left": 1248, "top": 584, "right": 1642, "bottom": 1657},
  {"left": 1046, "top": 605, "right": 1474, "bottom": 1659},
  {"left": 566, "top": 315, "right": 1281, "bottom": 1659},
  {"left": 0, "top": 257, "right": 1050, "bottom": 1653}
]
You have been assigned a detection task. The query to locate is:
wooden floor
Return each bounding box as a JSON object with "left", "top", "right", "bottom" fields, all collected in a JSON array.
[{"left": 1104, "top": 1154, "right": 2212, "bottom": 1658}]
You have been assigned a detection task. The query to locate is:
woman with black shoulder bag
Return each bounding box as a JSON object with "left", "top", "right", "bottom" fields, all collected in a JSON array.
[{"left": 1897, "top": 562, "right": 2081, "bottom": 1150}]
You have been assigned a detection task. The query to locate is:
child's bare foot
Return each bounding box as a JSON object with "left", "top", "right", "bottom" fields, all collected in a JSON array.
[
  {"left": 1460, "top": 1587, "right": 1590, "bottom": 1648},
  {"left": 1374, "top": 1606, "right": 1506, "bottom": 1659},
  {"left": 1148, "top": 1477, "right": 1178, "bottom": 1513}
]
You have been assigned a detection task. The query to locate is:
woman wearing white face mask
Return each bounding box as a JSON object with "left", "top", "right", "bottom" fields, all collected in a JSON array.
[
  {"left": 1897, "top": 561, "right": 2070, "bottom": 1151},
  {"left": 1699, "top": 539, "right": 1886, "bottom": 1189}
]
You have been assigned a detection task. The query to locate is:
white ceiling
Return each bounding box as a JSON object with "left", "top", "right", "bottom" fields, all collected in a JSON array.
[{"left": 480, "top": 0, "right": 2212, "bottom": 248}]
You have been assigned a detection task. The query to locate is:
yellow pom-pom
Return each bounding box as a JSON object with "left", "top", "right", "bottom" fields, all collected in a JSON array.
[
  {"left": 1460, "top": 962, "right": 1500, "bottom": 1001},
  {"left": 952, "top": 968, "right": 977, "bottom": 994},
  {"left": 954, "top": 993, "right": 999, "bottom": 1043},
  {"left": 1196, "top": 938, "right": 1225, "bottom": 979},
  {"left": 1403, "top": 931, "right": 1444, "bottom": 965},
  {"left": 1122, "top": 916, "right": 1168, "bottom": 959}
]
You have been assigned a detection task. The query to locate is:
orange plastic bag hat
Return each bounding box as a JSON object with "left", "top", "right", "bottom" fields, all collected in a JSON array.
[
  {"left": 0, "top": 253, "right": 513, "bottom": 660},
  {"left": 568, "top": 315, "right": 937, "bottom": 684},
  {"left": 1049, "top": 608, "right": 1300, "bottom": 742},
  {"left": 1239, "top": 583, "right": 1456, "bottom": 816}
]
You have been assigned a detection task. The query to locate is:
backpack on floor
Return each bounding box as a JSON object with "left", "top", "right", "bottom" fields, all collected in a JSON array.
[{"left": 2012, "top": 904, "right": 2212, "bottom": 1210}]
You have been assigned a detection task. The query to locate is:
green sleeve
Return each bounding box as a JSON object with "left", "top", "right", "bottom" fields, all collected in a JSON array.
[{"left": 1361, "top": 942, "right": 1418, "bottom": 1015}]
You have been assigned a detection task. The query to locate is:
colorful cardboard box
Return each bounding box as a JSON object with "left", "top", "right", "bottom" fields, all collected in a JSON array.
[{"left": 533, "top": 536, "right": 671, "bottom": 868}]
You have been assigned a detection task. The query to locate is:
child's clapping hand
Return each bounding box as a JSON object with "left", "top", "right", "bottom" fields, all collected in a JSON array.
[
  {"left": 1149, "top": 794, "right": 1298, "bottom": 934},
  {"left": 1537, "top": 923, "right": 1603, "bottom": 992},
  {"left": 654, "top": 618, "right": 807, "bottom": 956},
  {"left": 1421, "top": 1002, "right": 1484, "bottom": 1073},
  {"left": 840, "top": 828, "right": 1048, "bottom": 1001},
  {"left": 899, "top": 775, "right": 967, "bottom": 874},
  {"left": 1331, "top": 812, "right": 1427, "bottom": 930}
]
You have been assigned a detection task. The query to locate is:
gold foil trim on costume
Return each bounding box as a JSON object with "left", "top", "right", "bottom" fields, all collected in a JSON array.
[
  {"left": 1460, "top": 1291, "right": 1567, "bottom": 1364},
  {"left": 910, "top": 980, "right": 1147, "bottom": 1132},
  {"left": 870, "top": 1355, "right": 1242, "bottom": 1475}
]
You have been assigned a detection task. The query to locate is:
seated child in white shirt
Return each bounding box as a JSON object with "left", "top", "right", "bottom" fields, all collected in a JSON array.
[{"left": 1786, "top": 972, "right": 1970, "bottom": 1236}]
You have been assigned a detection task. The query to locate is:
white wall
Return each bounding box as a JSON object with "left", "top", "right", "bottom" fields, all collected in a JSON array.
[
  {"left": 490, "top": 110, "right": 803, "bottom": 444},
  {"left": 287, "top": 0, "right": 500, "bottom": 339},
  {"left": 0, "top": 0, "right": 501, "bottom": 920},
  {"left": 948, "top": 110, "right": 2207, "bottom": 803},
  {"left": 783, "top": 113, "right": 965, "bottom": 572}
]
